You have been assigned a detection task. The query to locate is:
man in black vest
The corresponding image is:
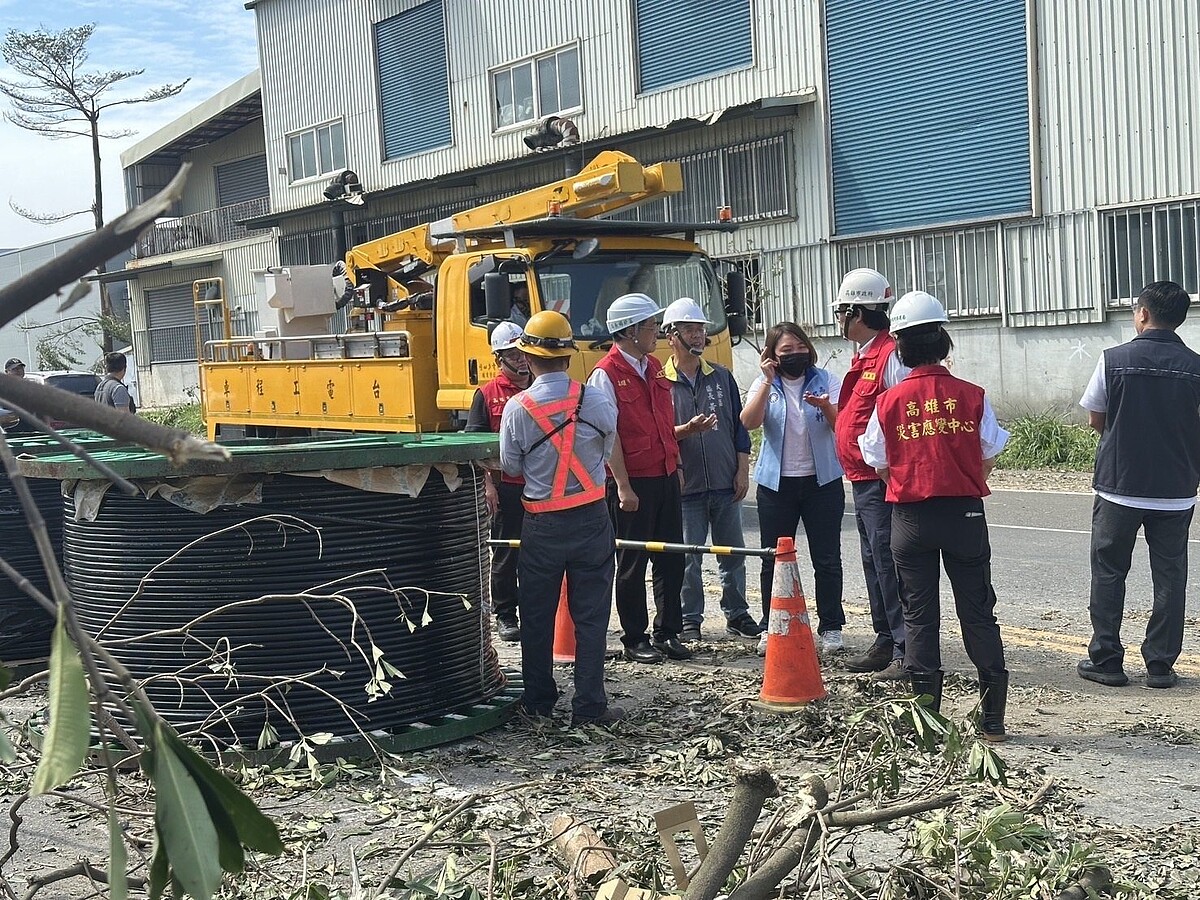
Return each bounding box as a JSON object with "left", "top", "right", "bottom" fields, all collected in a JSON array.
[{"left": 1078, "top": 281, "right": 1200, "bottom": 689}]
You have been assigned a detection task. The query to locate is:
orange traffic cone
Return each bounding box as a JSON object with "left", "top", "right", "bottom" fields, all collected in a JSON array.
[
  {"left": 552, "top": 578, "right": 576, "bottom": 664},
  {"left": 753, "top": 536, "right": 826, "bottom": 712}
]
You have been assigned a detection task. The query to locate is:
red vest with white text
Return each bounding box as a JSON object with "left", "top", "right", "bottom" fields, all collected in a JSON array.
[
  {"left": 876, "top": 366, "right": 989, "bottom": 503},
  {"left": 480, "top": 370, "right": 526, "bottom": 485},
  {"left": 595, "top": 347, "right": 679, "bottom": 478},
  {"left": 835, "top": 332, "right": 898, "bottom": 482}
]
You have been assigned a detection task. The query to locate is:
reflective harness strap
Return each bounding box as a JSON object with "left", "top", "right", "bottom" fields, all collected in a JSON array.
[{"left": 516, "top": 383, "right": 606, "bottom": 513}]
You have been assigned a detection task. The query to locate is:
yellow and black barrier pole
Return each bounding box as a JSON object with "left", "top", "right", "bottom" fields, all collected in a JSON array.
[{"left": 485, "top": 538, "right": 775, "bottom": 559}]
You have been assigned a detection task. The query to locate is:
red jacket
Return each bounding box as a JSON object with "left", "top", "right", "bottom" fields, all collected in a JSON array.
[
  {"left": 595, "top": 347, "right": 679, "bottom": 478},
  {"left": 479, "top": 370, "right": 526, "bottom": 485},
  {"left": 835, "top": 332, "right": 899, "bottom": 482},
  {"left": 876, "top": 366, "right": 989, "bottom": 503}
]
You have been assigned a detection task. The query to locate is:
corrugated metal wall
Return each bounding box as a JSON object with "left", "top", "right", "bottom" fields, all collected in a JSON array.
[
  {"left": 253, "top": 0, "right": 823, "bottom": 215},
  {"left": 1039, "top": 0, "right": 1200, "bottom": 213},
  {"left": 180, "top": 124, "right": 269, "bottom": 213}
]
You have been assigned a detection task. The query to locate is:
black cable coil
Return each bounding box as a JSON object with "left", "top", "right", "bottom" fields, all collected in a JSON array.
[
  {"left": 64, "top": 465, "right": 505, "bottom": 745},
  {"left": 0, "top": 474, "right": 62, "bottom": 662}
]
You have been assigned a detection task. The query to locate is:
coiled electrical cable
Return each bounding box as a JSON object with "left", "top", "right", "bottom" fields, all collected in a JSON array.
[
  {"left": 0, "top": 474, "right": 62, "bottom": 661},
  {"left": 64, "top": 465, "right": 505, "bottom": 744}
]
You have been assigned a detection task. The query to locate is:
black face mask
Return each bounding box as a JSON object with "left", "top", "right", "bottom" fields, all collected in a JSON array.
[{"left": 777, "top": 352, "right": 812, "bottom": 378}]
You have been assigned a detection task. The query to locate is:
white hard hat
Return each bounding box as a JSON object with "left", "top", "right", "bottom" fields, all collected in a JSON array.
[
  {"left": 834, "top": 268, "right": 893, "bottom": 308},
  {"left": 606, "top": 292, "right": 662, "bottom": 334},
  {"left": 662, "top": 297, "right": 709, "bottom": 328},
  {"left": 490, "top": 321, "right": 524, "bottom": 352},
  {"left": 890, "top": 291, "right": 949, "bottom": 332}
]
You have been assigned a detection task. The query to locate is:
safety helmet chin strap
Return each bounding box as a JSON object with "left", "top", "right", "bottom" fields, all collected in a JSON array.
[{"left": 498, "top": 354, "right": 530, "bottom": 379}]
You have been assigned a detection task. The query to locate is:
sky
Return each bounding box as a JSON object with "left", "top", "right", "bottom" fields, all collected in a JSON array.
[{"left": 0, "top": 0, "right": 260, "bottom": 249}]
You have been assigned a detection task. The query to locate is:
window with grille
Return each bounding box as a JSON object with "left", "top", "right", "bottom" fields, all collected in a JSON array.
[
  {"left": 839, "top": 225, "right": 1001, "bottom": 319},
  {"left": 491, "top": 45, "right": 581, "bottom": 130},
  {"left": 607, "top": 135, "right": 793, "bottom": 226},
  {"left": 1105, "top": 200, "right": 1200, "bottom": 306}
]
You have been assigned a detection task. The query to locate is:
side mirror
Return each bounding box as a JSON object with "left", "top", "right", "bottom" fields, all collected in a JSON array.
[
  {"left": 484, "top": 272, "right": 513, "bottom": 320},
  {"left": 725, "top": 271, "right": 748, "bottom": 338}
]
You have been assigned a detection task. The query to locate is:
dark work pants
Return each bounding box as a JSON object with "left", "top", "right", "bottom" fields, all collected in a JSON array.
[
  {"left": 1088, "top": 495, "right": 1192, "bottom": 673},
  {"left": 852, "top": 479, "right": 906, "bottom": 659},
  {"left": 490, "top": 481, "right": 525, "bottom": 624},
  {"left": 890, "top": 496, "right": 1006, "bottom": 676},
  {"left": 517, "top": 501, "right": 614, "bottom": 720},
  {"left": 756, "top": 476, "right": 846, "bottom": 633},
  {"left": 609, "top": 474, "right": 684, "bottom": 645}
]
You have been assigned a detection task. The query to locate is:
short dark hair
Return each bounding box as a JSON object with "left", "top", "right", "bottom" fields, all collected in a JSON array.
[
  {"left": 895, "top": 324, "right": 953, "bottom": 367},
  {"left": 1137, "top": 281, "right": 1190, "bottom": 329},
  {"left": 763, "top": 322, "right": 818, "bottom": 365},
  {"left": 859, "top": 305, "right": 891, "bottom": 332},
  {"left": 527, "top": 354, "right": 571, "bottom": 373},
  {"left": 104, "top": 351, "right": 127, "bottom": 374}
]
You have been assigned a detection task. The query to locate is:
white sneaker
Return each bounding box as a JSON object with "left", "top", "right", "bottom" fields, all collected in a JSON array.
[
  {"left": 820, "top": 630, "right": 844, "bottom": 654},
  {"left": 756, "top": 633, "right": 768, "bottom": 657}
]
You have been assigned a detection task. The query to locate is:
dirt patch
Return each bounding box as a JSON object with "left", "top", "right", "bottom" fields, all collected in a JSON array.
[{"left": 989, "top": 468, "right": 1093, "bottom": 493}]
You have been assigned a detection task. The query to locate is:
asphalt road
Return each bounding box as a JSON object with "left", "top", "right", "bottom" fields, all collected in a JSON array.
[{"left": 737, "top": 484, "right": 1200, "bottom": 680}]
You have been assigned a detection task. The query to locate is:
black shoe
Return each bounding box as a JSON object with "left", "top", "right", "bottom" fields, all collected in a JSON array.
[
  {"left": 978, "top": 670, "right": 1008, "bottom": 742},
  {"left": 725, "top": 614, "right": 762, "bottom": 639},
  {"left": 1146, "top": 668, "right": 1179, "bottom": 689},
  {"left": 680, "top": 623, "right": 702, "bottom": 643},
  {"left": 845, "top": 639, "right": 894, "bottom": 673},
  {"left": 496, "top": 618, "right": 520, "bottom": 643},
  {"left": 651, "top": 637, "right": 694, "bottom": 660},
  {"left": 623, "top": 641, "right": 664, "bottom": 664},
  {"left": 1077, "top": 658, "right": 1129, "bottom": 687},
  {"left": 571, "top": 706, "right": 626, "bottom": 728}
]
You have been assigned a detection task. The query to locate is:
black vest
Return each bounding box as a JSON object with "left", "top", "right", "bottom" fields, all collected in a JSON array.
[{"left": 1094, "top": 329, "right": 1200, "bottom": 499}]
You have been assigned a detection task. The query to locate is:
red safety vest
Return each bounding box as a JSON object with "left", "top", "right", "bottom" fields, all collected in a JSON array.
[
  {"left": 480, "top": 370, "right": 527, "bottom": 485},
  {"left": 594, "top": 347, "right": 679, "bottom": 478},
  {"left": 876, "top": 366, "right": 989, "bottom": 503},
  {"left": 835, "top": 331, "right": 899, "bottom": 482},
  {"left": 515, "top": 381, "right": 607, "bottom": 513}
]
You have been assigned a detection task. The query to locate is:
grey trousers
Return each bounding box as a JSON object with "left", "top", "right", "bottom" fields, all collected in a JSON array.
[
  {"left": 517, "top": 500, "right": 614, "bottom": 720},
  {"left": 1089, "top": 495, "right": 1192, "bottom": 674},
  {"left": 852, "top": 479, "right": 906, "bottom": 658}
]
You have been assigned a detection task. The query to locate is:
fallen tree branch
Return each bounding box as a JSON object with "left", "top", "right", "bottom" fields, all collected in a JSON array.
[
  {"left": 0, "top": 377, "right": 228, "bottom": 467},
  {"left": 551, "top": 814, "right": 619, "bottom": 887},
  {"left": 727, "top": 783, "right": 960, "bottom": 900},
  {"left": 684, "top": 769, "right": 778, "bottom": 900},
  {"left": 20, "top": 859, "right": 145, "bottom": 900},
  {"left": 0, "top": 400, "right": 137, "bottom": 494},
  {"left": 377, "top": 792, "right": 482, "bottom": 895},
  {"left": 1056, "top": 865, "right": 1112, "bottom": 899}
]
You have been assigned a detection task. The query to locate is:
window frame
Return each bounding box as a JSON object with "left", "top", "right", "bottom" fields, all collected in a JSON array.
[
  {"left": 490, "top": 43, "right": 583, "bottom": 133},
  {"left": 285, "top": 119, "right": 348, "bottom": 184}
]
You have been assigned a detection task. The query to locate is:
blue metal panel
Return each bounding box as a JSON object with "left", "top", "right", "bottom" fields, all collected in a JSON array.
[
  {"left": 636, "top": 0, "right": 752, "bottom": 92},
  {"left": 376, "top": 1, "right": 452, "bottom": 160},
  {"left": 826, "top": 0, "right": 1031, "bottom": 235}
]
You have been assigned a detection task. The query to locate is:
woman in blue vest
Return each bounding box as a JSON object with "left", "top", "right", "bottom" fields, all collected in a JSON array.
[{"left": 741, "top": 323, "right": 846, "bottom": 657}]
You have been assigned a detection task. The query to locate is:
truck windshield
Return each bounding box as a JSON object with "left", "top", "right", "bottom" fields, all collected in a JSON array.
[{"left": 532, "top": 251, "right": 727, "bottom": 340}]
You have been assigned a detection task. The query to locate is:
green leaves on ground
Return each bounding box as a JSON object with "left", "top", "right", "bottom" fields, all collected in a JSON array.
[
  {"left": 30, "top": 605, "right": 89, "bottom": 795},
  {"left": 141, "top": 713, "right": 283, "bottom": 900},
  {"left": 108, "top": 804, "right": 129, "bottom": 900}
]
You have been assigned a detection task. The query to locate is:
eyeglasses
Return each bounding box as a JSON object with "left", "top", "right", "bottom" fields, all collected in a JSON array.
[
  {"left": 498, "top": 349, "right": 526, "bottom": 363},
  {"left": 835, "top": 307, "right": 854, "bottom": 319}
]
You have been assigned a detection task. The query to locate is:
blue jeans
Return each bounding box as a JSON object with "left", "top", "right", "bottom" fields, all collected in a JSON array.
[{"left": 680, "top": 490, "right": 749, "bottom": 626}]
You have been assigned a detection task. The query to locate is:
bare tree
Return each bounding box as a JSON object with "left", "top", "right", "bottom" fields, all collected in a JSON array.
[{"left": 0, "top": 24, "right": 189, "bottom": 353}]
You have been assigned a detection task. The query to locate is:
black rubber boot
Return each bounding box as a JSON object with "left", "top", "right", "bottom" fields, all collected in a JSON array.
[
  {"left": 978, "top": 670, "right": 1008, "bottom": 743},
  {"left": 909, "top": 670, "right": 944, "bottom": 713}
]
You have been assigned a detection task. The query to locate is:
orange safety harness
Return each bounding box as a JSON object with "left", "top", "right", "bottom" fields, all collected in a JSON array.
[{"left": 515, "top": 382, "right": 606, "bottom": 513}]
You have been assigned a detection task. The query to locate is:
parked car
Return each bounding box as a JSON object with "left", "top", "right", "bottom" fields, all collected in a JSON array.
[{"left": 0, "top": 371, "right": 103, "bottom": 431}]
